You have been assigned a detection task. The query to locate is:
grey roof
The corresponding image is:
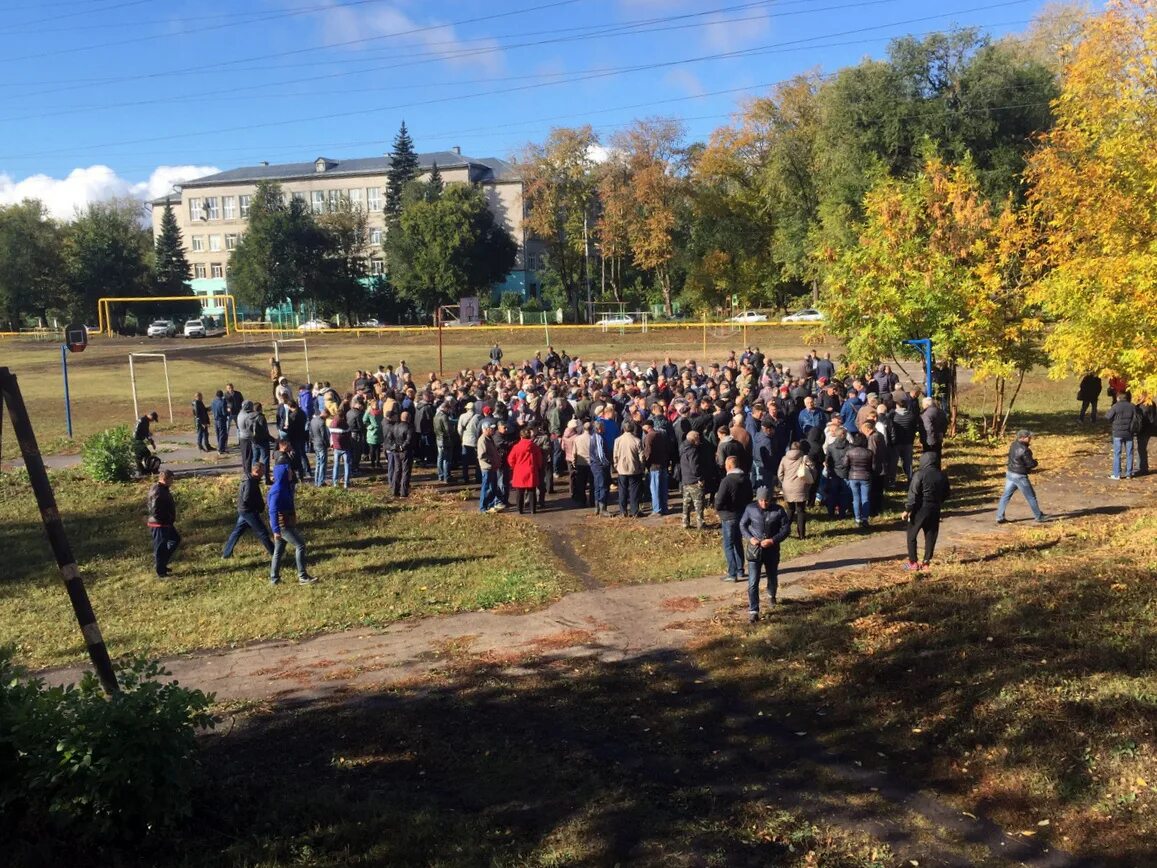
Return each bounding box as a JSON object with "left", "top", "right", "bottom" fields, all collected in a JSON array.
[{"left": 176, "top": 151, "right": 518, "bottom": 190}]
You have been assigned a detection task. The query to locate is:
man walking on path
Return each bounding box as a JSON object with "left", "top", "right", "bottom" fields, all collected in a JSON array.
[
  {"left": 739, "top": 487, "right": 791, "bottom": 621},
  {"left": 715, "top": 454, "right": 753, "bottom": 582},
  {"left": 222, "top": 462, "right": 275, "bottom": 559},
  {"left": 146, "top": 469, "right": 180, "bottom": 578},
  {"left": 1077, "top": 373, "right": 1102, "bottom": 423},
  {"left": 1105, "top": 392, "right": 1138, "bottom": 480},
  {"left": 268, "top": 441, "right": 317, "bottom": 585},
  {"left": 995, "top": 430, "right": 1047, "bottom": 523},
  {"left": 902, "top": 452, "right": 950, "bottom": 571}
]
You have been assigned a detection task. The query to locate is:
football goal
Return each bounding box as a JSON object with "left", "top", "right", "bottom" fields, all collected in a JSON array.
[
  {"left": 128, "top": 353, "right": 173, "bottom": 423},
  {"left": 97, "top": 294, "right": 238, "bottom": 337},
  {"left": 272, "top": 338, "right": 311, "bottom": 384}
]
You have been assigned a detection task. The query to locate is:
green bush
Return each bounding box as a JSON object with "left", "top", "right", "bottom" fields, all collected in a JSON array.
[
  {"left": 81, "top": 425, "right": 135, "bottom": 482},
  {"left": 499, "top": 291, "right": 523, "bottom": 310},
  {"left": 0, "top": 649, "right": 215, "bottom": 847}
]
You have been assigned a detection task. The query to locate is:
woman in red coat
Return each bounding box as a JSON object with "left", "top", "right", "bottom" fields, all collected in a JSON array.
[{"left": 507, "top": 427, "right": 544, "bottom": 514}]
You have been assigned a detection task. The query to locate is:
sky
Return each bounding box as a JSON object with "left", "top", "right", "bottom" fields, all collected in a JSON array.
[{"left": 0, "top": 0, "right": 1081, "bottom": 219}]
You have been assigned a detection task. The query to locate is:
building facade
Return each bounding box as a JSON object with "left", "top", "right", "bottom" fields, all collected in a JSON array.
[{"left": 150, "top": 149, "right": 543, "bottom": 318}]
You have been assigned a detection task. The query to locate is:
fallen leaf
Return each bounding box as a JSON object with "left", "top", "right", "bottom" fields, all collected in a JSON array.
[{"left": 1037, "top": 819, "right": 1050, "bottom": 827}]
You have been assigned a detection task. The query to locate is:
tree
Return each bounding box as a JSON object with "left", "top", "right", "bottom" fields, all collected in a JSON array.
[
  {"left": 385, "top": 182, "right": 517, "bottom": 312},
  {"left": 385, "top": 120, "right": 420, "bottom": 224},
  {"left": 153, "top": 200, "right": 192, "bottom": 297},
  {"left": 1023, "top": 0, "right": 1157, "bottom": 395},
  {"left": 516, "top": 126, "right": 600, "bottom": 317},
  {"left": 65, "top": 199, "right": 153, "bottom": 323},
  {"left": 427, "top": 161, "right": 443, "bottom": 197},
  {"left": 314, "top": 196, "right": 370, "bottom": 326},
  {"left": 821, "top": 153, "right": 1041, "bottom": 428},
  {"left": 0, "top": 200, "right": 68, "bottom": 328},
  {"left": 228, "top": 181, "right": 324, "bottom": 313},
  {"left": 606, "top": 118, "right": 687, "bottom": 314}
]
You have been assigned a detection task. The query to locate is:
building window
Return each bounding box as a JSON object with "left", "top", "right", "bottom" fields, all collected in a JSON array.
[
  {"left": 194, "top": 263, "right": 206, "bottom": 279},
  {"left": 311, "top": 191, "right": 324, "bottom": 214},
  {"left": 209, "top": 235, "right": 222, "bottom": 252},
  {"left": 348, "top": 189, "right": 362, "bottom": 209},
  {"left": 188, "top": 198, "right": 204, "bottom": 221},
  {"left": 211, "top": 263, "right": 223, "bottom": 279},
  {"left": 225, "top": 233, "right": 239, "bottom": 251},
  {"left": 327, "top": 189, "right": 341, "bottom": 212},
  {"left": 223, "top": 196, "right": 236, "bottom": 219},
  {"left": 369, "top": 258, "right": 385, "bottom": 275},
  {"left": 367, "top": 187, "right": 381, "bottom": 211},
  {"left": 370, "top": 228, "right": 382, "bottom": 245},
  {"left": 205, "top": 197, "right": 220, "bottom": 220},
  {"left": 239, "top": 195, "right": 251, "bottom": 218},
  {"left": 191, "top": 235, "right": 205, "bottom": 252}
]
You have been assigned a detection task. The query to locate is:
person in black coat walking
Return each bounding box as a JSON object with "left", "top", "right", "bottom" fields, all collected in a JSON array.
[
  {"left": 714, "top": 455, "right": 753, "bottom": 582},
  {"left": 738, "top": 487, "right": 791, "bottom": 621},
  {"left": 1077, "top": 373, "right": 1102, "bottom": 423},
  {"left": 222, "top": 463, "right": 276, "bottom": 558},
  {"left": 192, "top": 392, "right": 211, "bottom": 451},
  {"left": 902, "top": 452, "right": 950, "bottom": 570}
]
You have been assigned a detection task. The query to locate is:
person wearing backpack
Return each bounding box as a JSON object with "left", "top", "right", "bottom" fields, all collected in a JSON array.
[
  {"left": 902, "top": 452, "right": 950, "bottom": 571},
  {"left": 777, "top": 441, "right": 818, "bottom": 540},
  {"left": 1105, "top": 391, "right": 1139, "bottom": 480}
]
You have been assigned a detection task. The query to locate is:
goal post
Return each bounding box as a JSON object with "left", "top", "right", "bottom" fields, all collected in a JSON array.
[
  {"left": 97, "top": 294, "right": 238, "bottom": 336},
  {"left": 128, "top": 353, "right": 173, "bottom": 424},
  {"left": 272, "top": 338, "right": 311, "bottom": 384}
]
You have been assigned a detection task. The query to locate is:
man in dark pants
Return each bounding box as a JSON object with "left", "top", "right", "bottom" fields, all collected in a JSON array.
[
  {"left": 1077, "top": 373, "right": 1102, "bottom": 423},
  {"left": 210, "top": 389, "right": 229, "bottom": 454},
  {"left": 714, "top": 454, "right": 753, "bottom": 583},
  {"left": 902, "top": 452, "right": 950, "bottom": 571},
  {"left": 192, "top": 392, "right": 211, "bottom": 451},
  {"left": 224, "top": 383, "right": 244, "bottom": 434},
  {"left": 146, "top": 469, "right": 180, "bottom": 578},
  {"left": 738, "top": 487, "right": 791, "bottom": 621},
  {"left": 390, "top": 410, "right": 415, "bottom": 497},
  {"left": 222, "top": 462, "right": 275, "bottom": 559}
]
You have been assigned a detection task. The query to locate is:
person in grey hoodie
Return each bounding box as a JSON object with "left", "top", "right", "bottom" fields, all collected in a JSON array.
[
  {"left": 458, "top": 402, "right": 479, "bottom": 484},
  {"left": 236, "top": 400, "right": 255, "bottom": 477}
]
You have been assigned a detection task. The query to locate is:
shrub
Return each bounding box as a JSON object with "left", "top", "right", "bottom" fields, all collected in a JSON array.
[
  {"left": 81, "top": 425, "right": 135, "bottom": 482},
  {"left": 0, "top": 649, "right": 215, "bottom": 847},
  {"left": 499, "top": 291, "right": 523, "bottom": 310}
]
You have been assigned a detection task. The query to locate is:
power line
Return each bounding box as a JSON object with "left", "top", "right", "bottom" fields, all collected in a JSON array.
[{"left": 0, "top": 6, "right": 1041, "bottom": 164}]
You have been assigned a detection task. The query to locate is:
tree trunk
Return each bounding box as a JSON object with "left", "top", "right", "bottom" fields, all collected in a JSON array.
[
  {"left": 948, "top": 361, "right": 959, "bottom": 437},
  {"left": 998, "top": 369, "right": 1026, "bottom": 439}
]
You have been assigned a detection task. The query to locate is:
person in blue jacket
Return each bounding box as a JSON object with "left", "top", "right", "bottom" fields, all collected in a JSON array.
[
  {"left": 267, "top": 440, "right": 318, "bottom": 586},
  {"left": 210, "top": 389, "right": 229, "bottom": 455},
  {"left": 738, "top": 487, "right": 792, "bottom": 621}
]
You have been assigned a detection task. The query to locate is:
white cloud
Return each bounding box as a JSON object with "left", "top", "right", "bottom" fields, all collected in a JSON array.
[
  {"left": 0, "top": 164, "right": 218, "bottom": 220},
  {"left": 702, "top": 10, "right": 771, "bottom": 52},
  {"left": 321, "top": 2, "right": 505, "bottom": 74},
  {"left": 664, "top": 68, "right": 706, "bottom": 97}
]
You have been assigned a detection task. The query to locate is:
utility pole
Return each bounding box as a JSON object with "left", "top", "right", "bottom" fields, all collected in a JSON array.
[
  {"left": 583, "top": 209, "right": 592, "bottom": 324},
  {"left": 0, "top": 367, "right": 119, "bottom": 694}
]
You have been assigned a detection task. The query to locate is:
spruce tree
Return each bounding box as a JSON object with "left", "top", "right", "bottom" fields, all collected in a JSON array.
[
  {"left": 427, "top": 161, "right": 443, "bottom": 199},
  {"left": 385, "top": 120, "right": 420, "bottom": 224},
  {"left": 154, "top": 200, "right": 192, "bottom": 295}
]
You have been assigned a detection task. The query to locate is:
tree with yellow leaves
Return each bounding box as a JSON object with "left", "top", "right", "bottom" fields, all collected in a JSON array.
[{"left": 1024, "top": 0, "right": 1157, "bottom": 394}]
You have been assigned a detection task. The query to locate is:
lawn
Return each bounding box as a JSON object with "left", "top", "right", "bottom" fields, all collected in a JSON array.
[
  {"left": 0, "top": 471, "right": 575, "bottom": 669},
  {"left": 691, "top": 507, "right": 1157, "bottom": 867}
]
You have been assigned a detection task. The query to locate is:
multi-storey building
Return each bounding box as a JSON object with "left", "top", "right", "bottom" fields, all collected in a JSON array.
[{"left": 150, "top": 149, "right": 543, "bottom": 318}]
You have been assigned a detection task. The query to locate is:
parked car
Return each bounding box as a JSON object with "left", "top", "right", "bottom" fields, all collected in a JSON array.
[
  {"left": 146, "top": 319, "right": 176, "bottom": 338},
  {"left": 728, "top": 310, "right": 768, "bottom": 323},
  {"left": 298, "top": 319, "right": 333, "bottom": 332},
  {"left": 183, "top": 318, "right": 206, "bottom": 338},
  {"left": 359, "top": 318, "right": 383, "bottom": 328},
  {"left": 781, "top": 308, "right": 824, "bottom": 323},
  {"left": 594, "top": 315, "right": 634, "bottom": 326}
]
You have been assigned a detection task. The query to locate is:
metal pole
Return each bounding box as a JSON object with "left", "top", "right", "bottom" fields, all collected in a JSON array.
[
  {"left": 702, "top": 311, "right": 707, "bottom": 359},
  {"left": 436, "top": 308, "right": 444, "bottom": 376},
  {"left": 61, "top": 345, "right": 73, "bottom": 438},
  {"left": 162, "top": 354, "right": 173, "bottom": 424},
  {"left": 303, "top": 339, "right": 311, "bottom": 384},
  {"left": 0, "top": 367, "right": 119, "bottom": 694},
  {"left": 129, "top": 355, "right": 139, "bottom": 421}
]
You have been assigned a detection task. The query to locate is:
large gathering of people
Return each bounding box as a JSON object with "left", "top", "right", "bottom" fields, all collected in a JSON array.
[{"left": 138, "top": 343, "right": 1154, "bottom": 620}]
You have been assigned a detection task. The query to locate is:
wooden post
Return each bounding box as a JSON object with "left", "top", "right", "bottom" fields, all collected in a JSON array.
[
  {"left": 0, "top": 367, "right": 119, "bottom": 694},
  {"left": 436, "top": 308, "right": 444, "bottom": 376}
]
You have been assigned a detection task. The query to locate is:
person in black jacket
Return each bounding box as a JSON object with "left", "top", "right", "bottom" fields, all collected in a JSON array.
[
  {"left": 738, "top": 487, "right": 791, "bottom": 621},
  {"left": 146, "top": 469, "right": 179, "bottom": 578},
  {"left": 222, "top": 463, "right": 275, "bottom": 558},
  {"left": 679, "top": 431, "right": 709, "bottom": 529},
  {"left": 1105, "top": 392, "right": 1138, "bottom": 480},
  {"left": 714, "top": 455, "right": 753, "bottom": 582},
  {"left": 1137, "top": 393, "right": 1156, "bottom": 476},
  {"left": 995, "top": 430, "right": 1046, "bottom": 523},
  {"left": 902, "top": 452, "right": 950, "bottom": 570},
  {"left": 390, "top": 411, "right": 415, "bottom": 497},
  {"left": 1077, "top": 373, "right": 1102, "bottom": 423},
  {"left": 192, "top": 392, "right": 211, "bottom": 451}
]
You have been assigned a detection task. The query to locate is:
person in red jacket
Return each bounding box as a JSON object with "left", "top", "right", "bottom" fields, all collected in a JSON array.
[{"left": 507, "top": 427, "right": 544, "bottom": 514}]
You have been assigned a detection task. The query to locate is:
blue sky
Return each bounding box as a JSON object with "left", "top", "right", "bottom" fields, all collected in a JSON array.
[{"left": 0, "top": 0, "right": 1077, "bottom": 217}]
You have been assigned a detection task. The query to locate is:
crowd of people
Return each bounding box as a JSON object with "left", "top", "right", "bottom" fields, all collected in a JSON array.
[{"left": 141, "top": 344, "right": 1153, "bottom": 621}]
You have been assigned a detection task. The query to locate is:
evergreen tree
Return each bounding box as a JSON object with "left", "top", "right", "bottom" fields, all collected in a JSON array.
[
  {"left": 154, "top": 200, "right": 192, "bottom": 296},
  {"left": 385, "top": 120, "right": 420, "bottom": 224},
  {"left": 427, "top": 161, "right": 443, "bottom": 198}
]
